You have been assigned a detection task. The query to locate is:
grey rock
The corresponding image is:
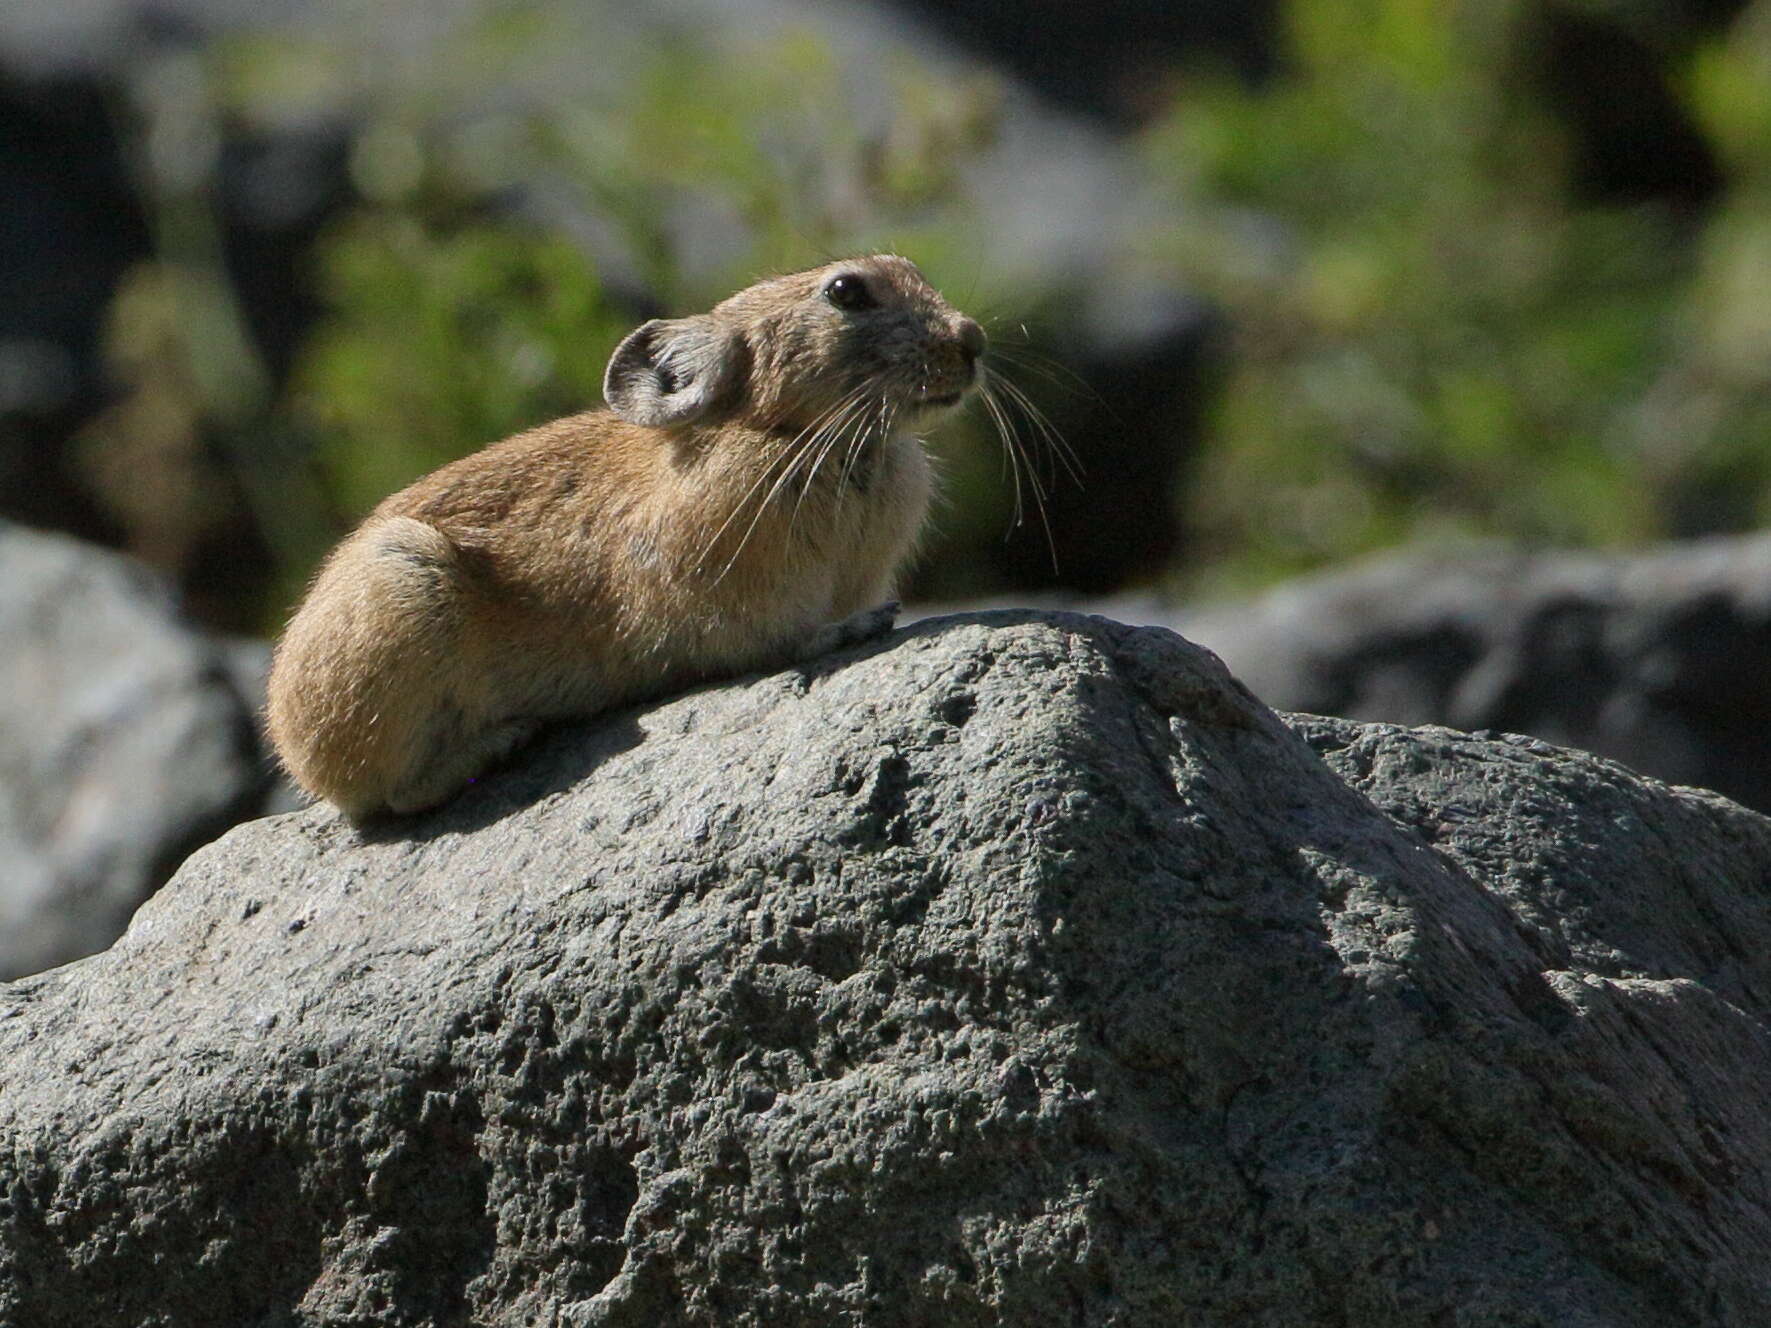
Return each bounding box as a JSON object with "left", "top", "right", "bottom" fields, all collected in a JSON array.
[
  {"left": 0, "top": 520, "right": 281, "bottom": 978},
  {"left": 1166, "top": 535, "right": 1771, "bottom": 816},
  {"left": 2, "top": 611, "right": 1768, "bottom": 1325}
]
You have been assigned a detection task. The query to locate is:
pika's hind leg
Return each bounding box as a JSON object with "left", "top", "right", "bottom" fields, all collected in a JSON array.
[{"left": 269, "top": 515, "right": 492, "bottom": 817}]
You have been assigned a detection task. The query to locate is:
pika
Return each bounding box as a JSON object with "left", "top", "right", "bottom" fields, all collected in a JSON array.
[{"left": 266, "top": 255, "right": 985, "bottom": 818}]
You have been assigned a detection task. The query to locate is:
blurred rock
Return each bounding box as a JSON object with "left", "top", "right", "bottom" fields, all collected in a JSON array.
[
  {"left": 882, "top": 0, "right": 1279, "bottom": 125},
  {"left": 0, "top": 20, "right": 347, "bottom": 556},
  {"left": 3, "top": 611, "right": 1769, "bottom": 1323},
  {"left": 1167, "top": 535, "right": 1771, "bottom": 815},
  {"left": 883, "top": 0, "right": 1727, "bottom": 211},
  {"left": 0, "top": 72, "right": 150, "bottom": 541},
  {"left": 0, "top": 520, "right": 286, "bottom": 978}
]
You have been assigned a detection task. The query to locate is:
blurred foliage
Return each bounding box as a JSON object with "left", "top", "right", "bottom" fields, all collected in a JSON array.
[
  {"left": 1142, "top": 0, "right": 1733, "bottom": 590},
  {"left": 76, "top": 264, "right": 239, "bottom": 581},
  {"left": 293, "top": 215, "right": 628, "bottom": 516},
  {"left": 82, "top": 0, "right": 1771, "bottom": 627},
  {"left": 193, "top": 8, "right": 1009, "bottom": 625},
  {"left": 1651, "top": 2, "right": 1771, "bottom": 533}
]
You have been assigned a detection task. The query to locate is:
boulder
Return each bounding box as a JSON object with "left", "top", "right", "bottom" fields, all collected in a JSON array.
[
  {"left": 0, "top": 520, "right": 284, "bottom": 978},
  {"left": 1168, "top": 535, "right": 1771, "bottom": 816},
  {"left": 2, "top": 611, "right": 1768, "bottom": 1325}
]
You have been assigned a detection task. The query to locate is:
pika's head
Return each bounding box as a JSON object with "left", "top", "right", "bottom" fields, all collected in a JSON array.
[{"left": 603, "top": 255, "right": 986, "bottom": 433}]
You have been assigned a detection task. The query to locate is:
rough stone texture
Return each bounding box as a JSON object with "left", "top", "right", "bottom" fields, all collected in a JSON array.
[
  {"left": 0, "top": 520, "right": 287, "bottom": 979},
  {"left": 1162, "top": 534, "right": 1771, "bottom": 816},
  {"left": 2, "top": 611, "right": 1769, "bottom": 1326}
]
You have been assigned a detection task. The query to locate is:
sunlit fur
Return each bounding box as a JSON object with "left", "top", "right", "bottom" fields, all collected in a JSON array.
[{"left": 266, "top": 255, "right": 992, "bottom": 818}]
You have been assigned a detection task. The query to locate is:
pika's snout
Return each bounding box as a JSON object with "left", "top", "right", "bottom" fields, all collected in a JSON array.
[
  {"left": 920, "top": 315, "right": 986, "bottom": 407},
  {"left": 957, "top": 316, "right": 986, "bottom": 364}
]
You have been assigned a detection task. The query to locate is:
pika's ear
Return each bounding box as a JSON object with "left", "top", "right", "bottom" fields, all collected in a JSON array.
[{"left": 603, "top": 317, "right": 747, "bottom": 427}]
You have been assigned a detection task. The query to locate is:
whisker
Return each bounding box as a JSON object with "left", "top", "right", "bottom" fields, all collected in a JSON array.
[
  {"left": 695, "top": 393, "right": 857, "bottom": 575},
  {"left": 695, "top": 438, "right": 814, "bottom": 571},
  {"left": 977, "top": 378, "right": 1026, "bottom": 531},
  {"left": 794, "top": 389, "right": 877, "bottom": 532},
  {"left": 709, "top": 384, "right": 881, "bottom": 583},
  {"left": 988, "top": 367, "right": 1084, "bottom": 487},
  {"left": 985, "top": 345, "right": 1098, "bottom": 400},
  {"left": 834, "top": 394, "right": 892, "bottom": 512},
  {"left": 978, "top": 368, "right": 1063, "bottom": 575}
]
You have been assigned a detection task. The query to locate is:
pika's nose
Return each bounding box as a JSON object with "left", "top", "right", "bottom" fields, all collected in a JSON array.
[{"left": 956, "top": 317, "right": 986, "bottom": 364}]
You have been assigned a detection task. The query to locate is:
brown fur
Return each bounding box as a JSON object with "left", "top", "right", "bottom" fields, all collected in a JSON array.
[{"left": 266, "top": 255, "right": 984, "bottom": 817}]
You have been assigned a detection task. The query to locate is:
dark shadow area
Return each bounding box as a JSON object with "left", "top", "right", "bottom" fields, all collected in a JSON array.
[{"left": 352, "top": 709, "right": 650, "bottom": 844}]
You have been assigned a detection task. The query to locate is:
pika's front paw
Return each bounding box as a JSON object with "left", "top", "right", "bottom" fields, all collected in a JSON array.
[{"left": 802, "top": 601, "right": 900, "bottom": 659}]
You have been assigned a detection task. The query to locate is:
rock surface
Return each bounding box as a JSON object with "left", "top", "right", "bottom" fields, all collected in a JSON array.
[
  {"left": 2, "top": 611, "right": 1768, "bottom": 1326},
  {"left": 0, "top": 520, "right": 286, "bottom": 979},
  {"left": 1167, "top": 534, "right": 1771, "bottom": 816}
]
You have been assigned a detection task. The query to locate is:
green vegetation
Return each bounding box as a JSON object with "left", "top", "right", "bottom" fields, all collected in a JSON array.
[
  {"left": 1146, "top": 0, "right": 1771, "bottom": 591},
  {"left": 220, "top": 13, "right": 1013, "bottom": 625},
  {"left": 294, "top": 217, "right": 628, "bottom": 517},
  {"left": 79, "top": 0, "right": 1771, "bottom": 627}
]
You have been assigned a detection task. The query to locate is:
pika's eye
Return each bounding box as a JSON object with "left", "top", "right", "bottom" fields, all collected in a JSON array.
[{"left": 823, "top": 274, "right": 875, "bottom": 311}]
